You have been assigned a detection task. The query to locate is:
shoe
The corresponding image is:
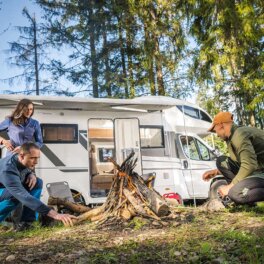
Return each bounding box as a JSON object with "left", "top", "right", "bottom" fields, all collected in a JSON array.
[
  {"left": 39, "top": 213, "right": 56, "bottom": 227},
  {"left": 221, "top": 196, "right": 233, "bottom": 207},
  {"left": 246, "top": 202, "right": 257, "bottom": 207},
  {"left": 13, "top": 222, "right": 34, "bottom": 232}
]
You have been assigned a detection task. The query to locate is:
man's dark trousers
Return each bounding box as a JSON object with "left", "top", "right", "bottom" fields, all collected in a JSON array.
[{"left": 216, "top": 156, "right": 264, "bottom": 204}]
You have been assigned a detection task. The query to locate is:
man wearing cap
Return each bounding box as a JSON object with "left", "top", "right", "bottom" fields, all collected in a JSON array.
[{"left": 202, "top": 112, "right": 264, "bottom": 205}]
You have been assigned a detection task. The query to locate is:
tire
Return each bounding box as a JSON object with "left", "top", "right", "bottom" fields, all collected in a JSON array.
[
  {"left": 209, "top": 179, "right": 228, "bottom": 200},
  {"left": 71, "top": 190, "right": 85, "bottom": 205}
]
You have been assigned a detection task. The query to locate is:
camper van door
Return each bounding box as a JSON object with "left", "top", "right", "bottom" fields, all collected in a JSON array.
[
  {"left": 114, "top": 118, "right": 142, "bottom": 175},
  {"left": 179, "top": 135, "right": 215, "bottom": 198}
]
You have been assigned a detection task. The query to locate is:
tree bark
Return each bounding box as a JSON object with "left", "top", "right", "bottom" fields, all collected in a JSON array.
[
  {"left": 132, "top": 174, "right": 169, "bottom": 216},
  {"left": 103, "top": 21, "right": 111, "bottom": 97},
  {"left": 87, "top": 3, "right": 99, "bottom": 98},
  {"left": 33, "top": 13, "right": 40, "bottom": 95},
  {"left": 117, "top": 17, "right": 129, "bottom": 98},
  {"left": 144, "top": 24, "right": 156, "bottom": 95}
]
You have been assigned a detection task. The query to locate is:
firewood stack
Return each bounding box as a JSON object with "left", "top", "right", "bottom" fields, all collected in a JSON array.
[{"left": 73, "top": 152, "right": 170, "bottom": 226}]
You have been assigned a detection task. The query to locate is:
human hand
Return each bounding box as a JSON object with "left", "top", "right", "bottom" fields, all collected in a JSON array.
[
  {"left": 55, "top": 214, "right": 78, "bottom": 227},
  {"left": 218, "top": 183, "right": 234, "bottom": 198},
  {"left": 47, "top": 209, "right": 78, "bottom": 227},
  {"left": 202, "top": 169, "right": 219, "bottom": 181},
  {"left": 12, "top": 146, "right": 21, "bottom": 154},
  {"left": 26, "top": 173, "right": 37, "bottom": 190},
  {"left": 2, "top": 139, "right": 14, "bottom": 151}
]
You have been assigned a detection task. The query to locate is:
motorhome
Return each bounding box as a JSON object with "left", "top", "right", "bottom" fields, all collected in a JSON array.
[{"left": 0, "top": 95, "right": 218, "bottom": 205}]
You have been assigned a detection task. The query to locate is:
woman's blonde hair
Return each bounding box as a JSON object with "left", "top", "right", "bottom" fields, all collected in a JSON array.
[{"left": 10, "top": 99, "right": 34, "bottom": 125}]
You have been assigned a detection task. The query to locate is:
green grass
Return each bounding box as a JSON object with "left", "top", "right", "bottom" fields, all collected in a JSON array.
[
  {"left": 127, "top": 216, "right": 148, "bottom": 230},
  {"left": 228, "top": 202, "right": 264, "bottom": 217},
  {"left": 0, "top": 221, "right": 63, "bottom": 239},
  {"left": 0, "top": 206, "right": 263, "bottom": 264},
  {"left": 211, "top": 229, "right": 264, "bottom": 264}
]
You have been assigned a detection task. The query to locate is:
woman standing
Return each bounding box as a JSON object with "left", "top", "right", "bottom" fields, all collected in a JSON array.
[
  {"left": 0, "top": 98, "right": 43, "bottom": 154},
  {"left": 0, "top": 98, "right": 43, "bottom": 231}
]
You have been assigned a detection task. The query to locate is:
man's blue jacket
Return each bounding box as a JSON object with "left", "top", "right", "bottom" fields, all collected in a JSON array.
[{"left": 0, "top": 154, "right": 50, "bottom": 215}]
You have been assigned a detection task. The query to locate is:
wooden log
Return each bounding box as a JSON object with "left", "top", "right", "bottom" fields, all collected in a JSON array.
[
  {"left": 74, "top": 206, "right": 104, "bottom": 224},
  {"left": 144, "top": 175, "right": 156, "bottom": 189},
  {"left": 123, "top": 188, "right": 147, "bottom": 215},
  {"left": 48, "top": 196, "right": 90, "bottom": 214},
  {"left": 132, "top": 174, "right": 169, "bottom": 217},
  {"left": 127, "top": 204, "right": 136, "bottom": 217},
  {"left": 91, "top": 214, "right": 105, "bottom": 222},
  {"left": 120, "top": 208, "right": 132, "bottom": 220}
]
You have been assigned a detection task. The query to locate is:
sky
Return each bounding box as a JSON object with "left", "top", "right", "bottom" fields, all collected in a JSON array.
[
  {"left": 0, "top": 0, "right": 44, "bottom": 94},
  {"left": 0, "top": 1, "right": 198, "bottom": 103}
]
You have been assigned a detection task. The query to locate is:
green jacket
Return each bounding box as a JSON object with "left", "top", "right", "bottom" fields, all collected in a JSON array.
[{"left": 227, "top": 124, "right": 264, "bottom": 184}]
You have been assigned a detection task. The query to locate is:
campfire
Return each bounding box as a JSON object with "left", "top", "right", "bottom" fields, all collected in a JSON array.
[{"left": 48, "top": 152, "right": 170, "bottom": 226}]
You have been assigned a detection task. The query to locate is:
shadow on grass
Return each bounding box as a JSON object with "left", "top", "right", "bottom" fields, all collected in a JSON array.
[
  {"left": 228, "top": 202, "right": 264, "bottom": 216},
  {"left": 1, "top": 223, "right": 263, "bottom": 264}
]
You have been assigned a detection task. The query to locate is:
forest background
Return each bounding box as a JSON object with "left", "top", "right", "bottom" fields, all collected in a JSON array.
[{"left": 0, "top": 0, "right": 263, "bottom": 129}]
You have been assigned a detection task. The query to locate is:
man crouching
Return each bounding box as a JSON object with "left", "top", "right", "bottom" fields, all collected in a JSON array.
[
  {"left": 0, "top": 142, "right": 76, "bottom": 230},
  {"left": 203, "top": 112, "right": 264, "bottom": 205}
]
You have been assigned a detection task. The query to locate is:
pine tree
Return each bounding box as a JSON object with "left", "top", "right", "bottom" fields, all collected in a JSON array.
[
  {"left": 3, "top": 8, "right": 47, "bottom": 95},
  {"left": 190, "top": 0, "right": 264, "bottom": 127}
]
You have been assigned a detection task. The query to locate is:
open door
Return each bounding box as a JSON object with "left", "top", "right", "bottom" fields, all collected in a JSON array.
[
  {"left": 88, "top": 119, "right": 115, "bottom": 198},
  {"left": 114, "top": 118, "right": 142, "bottom": 175}
]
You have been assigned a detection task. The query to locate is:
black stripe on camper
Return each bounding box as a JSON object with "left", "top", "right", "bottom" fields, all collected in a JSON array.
[
  {"left": 79, "top": 130, "right": 87, "bottom": 150},
  {"left": 60, "top": 169, "right": 88, "bottom": 172},
  {"left": 41, "top": 145, "right": 66, "bottom": 166}
]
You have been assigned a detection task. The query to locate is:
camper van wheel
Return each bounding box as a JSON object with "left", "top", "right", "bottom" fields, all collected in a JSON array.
[
  {"left": 71, "top": 190, "right": 85, "bottom": 205},
  {"left": 209, "top": 179, "right": 228, "bottom": 200}
]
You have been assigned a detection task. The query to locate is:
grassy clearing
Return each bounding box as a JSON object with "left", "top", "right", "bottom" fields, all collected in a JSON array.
[{"left": 0, "top": 205, "right": 263, "bottom": 264}]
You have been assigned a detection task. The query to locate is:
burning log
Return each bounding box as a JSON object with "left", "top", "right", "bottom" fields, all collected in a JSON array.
[{"left": 74, "top": 152, "right": 169, "bottom": 225}]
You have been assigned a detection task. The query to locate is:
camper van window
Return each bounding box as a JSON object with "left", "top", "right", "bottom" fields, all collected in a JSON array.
[
  {"left": 176, "top": 105, "right": 199, "bottom": 119},
  {"left": 180, "top": 136, "right": 216, "bottom": 161},
  {"left": 176, "top": 106, "right": 212, "bottom": 123},
  {"left": 41, "top": 124, "right": 78, "bottom": 143},
  {"left": 199, "top": 110, "right": 212, "bottom": 122},
  {"left": 140, "top": 126, "right": 164, "bottom": 148},
  {"left": 196, "top": 139, "right": 210, "bottom": 160},
  {"left": 180, "top": 136, "right": 200, "bottom": 160}
]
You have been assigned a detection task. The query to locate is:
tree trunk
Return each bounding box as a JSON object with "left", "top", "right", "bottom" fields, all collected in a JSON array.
[
  {"left": 88, "top": 4, "right": 99, "bottom": 98},
  {"left": 103, "top": 21, "right": 111, "bottom": 97},
  {"left": 144, "top": 25, "right": 156, "bottom": 95},
  {"left": 126, "top": 28, "right": 135, "bottom": 98},
  {"left": 33, "top": 14, "right": 39, "bottom": 95},
  {"left": 155, "top": 38, "right": 165, "bottom": 96},
  {"left": 149, "top": 6, "right": 165, "bottom": 96},
  {"left": 118, "top": 18, "right": 129, "bottom": 98}
]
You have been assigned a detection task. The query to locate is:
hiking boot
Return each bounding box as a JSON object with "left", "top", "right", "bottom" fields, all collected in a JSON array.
[
  {"left": 221, "top": 196, "right": 233, "bottom": 207},
  {"left": 246, "top": 202, "right": 257, "bottom": 207},
  {"left": 39, "top": 213, "right": 56, "bottom": 227},
  {"left": 13, "top": 222, "right": 34, "bottom": 232}
]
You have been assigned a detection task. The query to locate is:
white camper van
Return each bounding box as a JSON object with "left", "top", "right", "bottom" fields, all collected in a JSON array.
[{"left": 0, "top": 95, "right": 219, "bottom": 205}]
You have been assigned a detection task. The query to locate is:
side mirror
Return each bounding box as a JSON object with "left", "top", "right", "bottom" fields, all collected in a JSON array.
[{"left": 212, "top": 148, "right": 220, "bottom": 157}]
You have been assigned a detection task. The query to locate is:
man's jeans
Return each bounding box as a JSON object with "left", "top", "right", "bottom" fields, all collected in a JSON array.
[
  {"left": 216, "top": 156, "right": 264, "bottom": 204},
  {"left": 0, "top": 178, "right": 43, "bottom": 222}
]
